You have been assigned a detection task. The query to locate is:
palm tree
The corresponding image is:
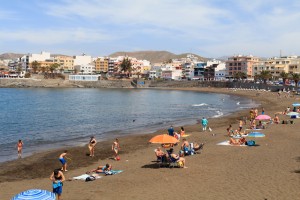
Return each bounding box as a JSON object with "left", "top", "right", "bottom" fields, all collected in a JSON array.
[
  {"left": 31, "top": 61, "right": 40, "bottom": 74},
  {"left": 233, "top": 72, "right": 247, "bottom": 81},
  {"left": 279, "top": 72, "right": 290, "bottom": 85},
  {"left": 259, "top": 70, "right": 272, "bottom": 84},
  {"left": 120, "top": 58, "right": 132, "bottom": 77},
  {"left": 291, "top": 73, "right": 300, "bottom": 88}
]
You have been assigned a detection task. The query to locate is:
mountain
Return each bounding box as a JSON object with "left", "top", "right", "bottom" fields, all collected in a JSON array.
[
  {"left": 0, "top": 53, "right": 24, "bottom": 60},
  {"left": 109, "top": 51, "right": 208, "bottom": 63}
]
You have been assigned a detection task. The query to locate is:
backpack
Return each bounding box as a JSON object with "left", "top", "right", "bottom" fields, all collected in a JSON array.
[
  {"left": 246, "top": 140, "right": 256, "bottom": 146},
  {"left": 85, "top": 176, "right": 96, "bottom": 182}
]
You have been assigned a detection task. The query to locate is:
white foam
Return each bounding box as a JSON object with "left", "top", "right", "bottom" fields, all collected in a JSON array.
[
  {"left": 211, "top": 110, "right": 223, "bottom": 118},
  {"left": 192, "top": 103, "right": 208, "bottom": 107}
]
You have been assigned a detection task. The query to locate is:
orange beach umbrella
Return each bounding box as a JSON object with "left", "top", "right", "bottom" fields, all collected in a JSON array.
[{"left": 149, "top": 134, "right": 179, "bottom": 144}]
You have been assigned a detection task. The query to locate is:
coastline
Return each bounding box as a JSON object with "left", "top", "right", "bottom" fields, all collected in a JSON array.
[{"left": 1, "top": 87, "right": 299, "bottom": 199}]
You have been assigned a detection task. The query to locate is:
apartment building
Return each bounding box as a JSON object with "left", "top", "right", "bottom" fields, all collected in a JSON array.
[
  {"left": 21, "top": 51, "right": 51, "bottom": 71},
  {"left": 54, "top": 56, "right": 74, "bottom": 73},
  {"left": 252, "top": 56, "right": 300, "bottom": 77},
  {"left": 226, "top": 55, "right": 259, "bottom": 78},
  {"left": 94, "top": 57, "right": 109, "bottom": 73}
]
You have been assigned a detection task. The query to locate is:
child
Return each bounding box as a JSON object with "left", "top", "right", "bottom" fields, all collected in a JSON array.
[{"left": 59, "top": 150, "right": 68, "bottom": 171}]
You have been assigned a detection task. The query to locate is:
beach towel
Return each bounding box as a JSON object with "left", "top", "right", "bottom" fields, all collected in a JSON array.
[
  {"left": 216, "top": 141, "right": 247, "bottom": 147},
  {"left": 72, "top": 174, "right": 102, "bottom": 181},
  {"left": 105, "top": 170, "right": 123, "bottom": 175}
]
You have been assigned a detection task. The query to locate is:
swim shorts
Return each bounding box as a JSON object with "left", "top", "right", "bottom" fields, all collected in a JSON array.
[
  {"left": 53, "top": 185, "right": 63, "bottom": 195},
  {"left": 59, "top": 158, "right": 66, "bottom": 165}
]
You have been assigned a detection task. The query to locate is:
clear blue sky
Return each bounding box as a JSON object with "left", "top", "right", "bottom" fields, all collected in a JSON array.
[{"left": 0, "top": 0, "right": 299, "bottom": 58}]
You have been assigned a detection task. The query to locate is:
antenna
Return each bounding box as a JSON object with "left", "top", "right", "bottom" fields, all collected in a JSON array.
[{"left": 280, "top": 50, "right": 282, "bottom": 58}]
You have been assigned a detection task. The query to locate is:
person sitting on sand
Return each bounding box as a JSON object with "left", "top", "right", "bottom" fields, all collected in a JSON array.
[
  {"left": 256, "top": 121, "right": 265, "bottom": 129},
  {"left": 274, "top": 115, "right": 280, "bottom": 124},
  {"left": 155, "top": 147, "right": 167, "bottom": 162},
  {"left": 174, "top": 131, "right": 181, "bottom": 140},
  {"left": 180, "top": 127, "right": 185, "bottom": 136},
  {"left": 87, "top": 163, "right": 112, "bottom": 174},
  {"left": 168, "top": 148, "right": 187, "bottom": 168},
  {"left": 181, "top": 138, "right": 189, "bottom": 151},
  {"left": 193, "top": 142, "right": 204, "bottom": 152},
  {"left": 229, "top": 137, "right": 247, "bottom": 145}
]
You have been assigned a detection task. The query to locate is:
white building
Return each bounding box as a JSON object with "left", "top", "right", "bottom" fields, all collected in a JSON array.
[
  {"left": 21, "top": 51, "right": 51, "bottom": 71},
  {"left": 214, "top": 62, "right": 227, "bottom": 80},
  {"left": 73, "top": 54, "right": 92, "bottom": 66},
  {"left": 69, "top": 75, "right": 100, "bottom": 81},
  {"left": 74, "top": 64, "right": 95, "bottom": 74}
]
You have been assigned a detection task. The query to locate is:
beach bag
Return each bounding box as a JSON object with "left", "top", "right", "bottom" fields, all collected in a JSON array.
[
  {"left": 85, "top": 175, "right": 96, "bottom": 182},
  {"left": 105, "top": 170, "right": 113, "bottom": 175},
  {"left": 246, "top": 140, "right": 255, "bottom": 146},
  {"left": 52, "top": 181, "right": 62, "bottom": 188}
]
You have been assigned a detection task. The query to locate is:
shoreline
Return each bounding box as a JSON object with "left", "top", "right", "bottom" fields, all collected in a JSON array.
[
  {"left": 0, "top": 87, "right": 257, "bottom": 164},
  {"left": 1, "top": 87, "right": 299, "bottom": 199}
]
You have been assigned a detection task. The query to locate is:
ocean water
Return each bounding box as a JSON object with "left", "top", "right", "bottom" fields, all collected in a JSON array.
[{"left": 0, "top": 88, "right": 258, "bottom": 162}]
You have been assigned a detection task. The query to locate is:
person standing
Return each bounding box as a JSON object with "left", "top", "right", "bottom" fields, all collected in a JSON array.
[
  {"left": 88, "top": 136, "right": 97, "bottom": 157},
  {"left": 239, "top": 119, "right": 244, "bottom": 132},
  {"left": 59, "top": 150, "right": 68, "bottom": 171},
  {"left": 168, "top": 126, "right": 174, "bottom": 136},
  {"left": 16, "top": 139, "right": 23, "bottom": 158},
  {"left": 180, "top": 127, "right": 185, "bottom": 136},
  {"left": 112, "top": 138, "right": 120, "bottom": 160},
  {"left": 201, "top": 117, "right": 208, "bottom": 132},
  {"left": 50, "top": 169, "right": 65, "bottom": 200},
  {"left": 262, "top": 107, "right": 265, "bottom": 115}
]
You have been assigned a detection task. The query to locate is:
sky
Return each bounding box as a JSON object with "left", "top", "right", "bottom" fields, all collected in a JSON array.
[{"left": 0, "top": 0, "right": 300, "bottom": 58}]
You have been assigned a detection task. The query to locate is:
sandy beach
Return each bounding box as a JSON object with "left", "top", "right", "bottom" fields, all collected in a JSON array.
[{"left": 0, "top": 87, "right": 299, "bottom": 200}]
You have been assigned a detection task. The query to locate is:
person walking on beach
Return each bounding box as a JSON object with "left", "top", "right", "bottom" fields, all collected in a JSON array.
[
  {"left": 201, "top": 117, "right": 208, "bottom": 131},
  {"left": 50, "top": 169, "right": 65, "bottom": 200},
  {"left": 112, "top": 138, "right": 120, "bottom": 160},
  {"left": 88, "top": 136, "right": 97, "bottom": 157},
  {"left": 59, "top": 150, "right": 68, "bottom": 171},
  {"left": 16, "top": 139, "right": 23, "bottom": 158}
]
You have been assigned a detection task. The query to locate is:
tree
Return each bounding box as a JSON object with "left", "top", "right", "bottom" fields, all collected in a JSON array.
[
  {"left": 291, "top": 73, "right": 300, "bottom": 88},
  {"left": 259, "top": 70, "right": 272, "bottom": 84},
  {"left": 31, "top": 61, "right": 40, "bottom": 74},
  {"left": 233, "top": 72, "right": 247, "bottom": 81},
  {"left": 279, "top": 72, "right": 290, "bottom": 85},
  {"left": 120, "top": 58, "right": 132, "bottom": 76},
  {"left": 49, "top": 63, "right": 60, "bottom": 73}
]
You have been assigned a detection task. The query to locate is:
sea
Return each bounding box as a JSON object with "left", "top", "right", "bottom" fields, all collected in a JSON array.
[{"left": 0, "top": 88, "right": 259, "bottom": 162}]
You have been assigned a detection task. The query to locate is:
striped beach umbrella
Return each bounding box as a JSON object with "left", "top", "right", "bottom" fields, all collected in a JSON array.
[{"left": 11, "top": 189, "right": 55, "bottom": 200}]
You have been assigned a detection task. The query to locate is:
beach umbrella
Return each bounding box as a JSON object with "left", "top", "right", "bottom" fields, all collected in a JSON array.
[
  {"left": 11, "top": 189, "right": 55, "bottom": 200},
  {"left": 292, "top": 103, "right": 300, "bottom": 107},
  {"left": 255, "top": 114, "right": 271, "bottom": 120},
  {"left": 286, "top": 112, "right": 299, "bottom": 116},
  {"left": 248, "top": 132, "right": 265, "bottom": 138},
  {"left": 149, "top": 134, "right": 179, "bottom": 144}
]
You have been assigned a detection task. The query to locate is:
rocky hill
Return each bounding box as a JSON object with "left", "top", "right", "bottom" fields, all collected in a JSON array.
[
  {"left": 0, "top": 53, "right": 24, "bottom": 60},
  {"left": 109, "top": 51, "right": 208, "bottom": 63}
]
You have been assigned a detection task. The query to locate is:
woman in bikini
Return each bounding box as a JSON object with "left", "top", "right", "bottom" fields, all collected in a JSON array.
[
  {"left": 88, "top": 136, "right": 97, "bottom": 157},
  {"left": 16, "top": 139, "right": 23, "bottom": 158},
  {"left": 112, "top": 138, "right": 120, "bottom": 160}
]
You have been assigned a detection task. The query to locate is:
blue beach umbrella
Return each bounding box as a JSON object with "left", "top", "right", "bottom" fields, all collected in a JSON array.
[
  {"left": 11, "top": 189, "right": 55, "bottom": 200},
  {"left": 248, "top": 132, "right": 265, "bottom": 138},
  {"left": 292, "top": 103, "right": 300, "bottom": 107}
]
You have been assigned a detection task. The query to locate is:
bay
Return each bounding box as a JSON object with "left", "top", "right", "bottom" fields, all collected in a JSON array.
[{"left": 0, "top": 88, "right": 258, "bottom": 162}]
